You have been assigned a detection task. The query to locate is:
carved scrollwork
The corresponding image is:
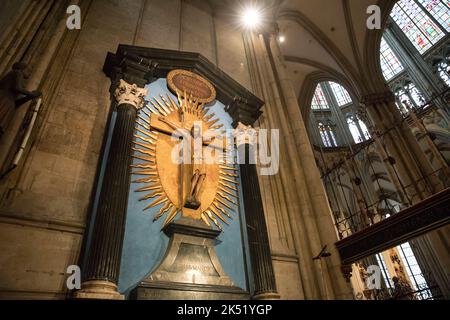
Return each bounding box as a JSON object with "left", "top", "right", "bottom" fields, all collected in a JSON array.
[{"left": 114, "top": 79, "right": 148, "bottom": 110}]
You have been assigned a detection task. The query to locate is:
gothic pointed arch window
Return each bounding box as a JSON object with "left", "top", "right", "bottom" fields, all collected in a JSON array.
[
  {"left": 437, "top": 59, "right": 450, "bottom": 86},
  {"left": 390, "top": 0, "right": 446, "bottom": 54},
  {"left": 346, "top": 115, "right": 371, "bottom": 143},
  {"left": 393, "top": 80, "right": 426, "bottom": 114},
  {"left": 380, "top": 37, "right": 405, "bottom": 80},
  {"left": 309, "top": 81, "right": 371, "bottom": 147},
  {"left": 311, "top": 84, "right": 329, "bottom": 110},
  {"left": 318, "top": 121, "right": 337, "bottom": 147},
  {"left": 380, "top": 0, "right": 449, "bottom": 117},
  {"left": 329, "top": 82, "right": 352, "bottom": 106}
]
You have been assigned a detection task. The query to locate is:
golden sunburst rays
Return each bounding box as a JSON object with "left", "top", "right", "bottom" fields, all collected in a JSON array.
[
  {"left": 131, "top": 90, "right": 239, "bottom": 231},
  {"left": 173, "top": 89, "right": 212, "bottom": 117},
  {"left": 132, "top": 93, "right": 182, "bottom": 227},
  {"left": 200, "top": 160, "right": 240, "bottom": 231}
]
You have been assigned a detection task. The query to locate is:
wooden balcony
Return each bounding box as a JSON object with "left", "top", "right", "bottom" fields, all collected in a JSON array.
[{"left": 336, "top": 188, "right": 450, "bottom": 265}]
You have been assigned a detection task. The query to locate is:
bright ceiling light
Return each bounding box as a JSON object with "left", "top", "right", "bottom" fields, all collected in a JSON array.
[
  {"left": 241, "top": 7, "right": 262, "bottom": 29},
  {"left": 279, "top": 35, "right": 285, "bottom": 43}
]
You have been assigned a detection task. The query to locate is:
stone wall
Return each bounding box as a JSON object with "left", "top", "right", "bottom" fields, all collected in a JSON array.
[{"left": 0, "top": 0, "right": 255, "bottom": 299}]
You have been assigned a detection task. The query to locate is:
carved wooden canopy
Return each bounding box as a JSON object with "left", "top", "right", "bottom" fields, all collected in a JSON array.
[{"left": 103, "top": 45, "right": 264, "bottom": 128}]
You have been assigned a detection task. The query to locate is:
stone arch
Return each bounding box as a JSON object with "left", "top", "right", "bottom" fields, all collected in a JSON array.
[
  {"left": 297, "top": 69, "right": 360, "bottom": 121},
  {"left": 363, "top": 0, "right": 399, "bottom": 92},
  {"left": 277, "top": 8, "right": 366, "bottom": 95}
]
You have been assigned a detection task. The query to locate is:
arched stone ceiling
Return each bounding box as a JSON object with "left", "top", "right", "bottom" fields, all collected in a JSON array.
[
  {"left": 279, "top": 0, "right": 360, "bottom": 69},
  {"left": 285, "top": 61, "right": 319, "bottom": 97},
  {"left": 275, "top": 0, "right": 395, "bottom": 101},
  {"left": 278, "top": 19, "right": 343, "bottom": 73}
]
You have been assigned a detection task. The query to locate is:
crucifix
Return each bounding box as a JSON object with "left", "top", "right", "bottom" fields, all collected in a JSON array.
[
  {"left": 131, "top": 70, "right": 238, "bottom": 230},
  {"left": 148, "top": 106, "right": 225, "bottom": 216}
]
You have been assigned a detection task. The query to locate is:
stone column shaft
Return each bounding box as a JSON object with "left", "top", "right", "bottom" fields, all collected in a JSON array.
[
  {"left": 239, "top": 141, "right": 279, "bottom": 299},
  {"left": 265, "top": 32, "right": 354, "bottom": 299}
]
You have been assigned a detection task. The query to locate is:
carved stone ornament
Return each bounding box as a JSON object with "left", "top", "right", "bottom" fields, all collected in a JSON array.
[
  {"left": 233, "top": 122, "right": 258, "bottom": 146},
  {"left": 361, "top": 91, "right": 396, "bottom": 107},
  {"left": 341, "top": 264, "right": 353, "bottom": 282},
  {"left": 114, "top": 79, "right": 148, "bottom": 109}
]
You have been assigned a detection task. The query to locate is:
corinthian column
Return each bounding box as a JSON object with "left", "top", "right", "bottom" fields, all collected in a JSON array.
[
  {"left": 75, "top": 80, "right": 148, "bottom": 300},
  {"left": 235, "top": 123, "right": 279, "bottom": 300}
]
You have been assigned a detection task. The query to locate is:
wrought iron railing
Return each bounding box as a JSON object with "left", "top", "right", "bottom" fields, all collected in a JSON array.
[{"left": 319, "top": 89, "right": 449, "bottom": 240}]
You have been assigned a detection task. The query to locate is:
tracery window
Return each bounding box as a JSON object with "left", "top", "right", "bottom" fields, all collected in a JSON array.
[
  {"left": 347, "top": 115, "right": 371, "bottom": 143},
  {"left": 390, "top": 0, "right": 446, "bottom": 54},
  {"left": 417, "top": 0, "right": 450, "bottom": 32},
  {"left": 380, "top": 37, "right": 405, "bottom": 80},
  {"left": 329, "top": 82, "right": 352, "bottom": 106},
  {"left": 318, "top": 122, "right": 337, "bottom": 147},
  {"left": 381, "top": 0, "right": 449, "bottom": 115},
  {"left": 310, "top": 82, "right": 371, "bottom": 147},
  {"left": 329, "top": 128, "right": 338, "bottom": 146},
  {"left": 311, "top": 84, "right": 329, "bottom": 110},
  {"left": 394, "top": 82, "right": 426, "bottom": 115},
  {"left": 437, "top": 60, "right": 450, "bottom": 86},
  {"left": 398, "top": 243, "right": 433, "bottom": 299}
]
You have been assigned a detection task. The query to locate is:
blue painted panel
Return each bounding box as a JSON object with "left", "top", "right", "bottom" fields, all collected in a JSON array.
[
  {"left": 82, "top": 112, "right": 117, "bottom": 270},
  {"left": 118, "top": 79, "right": 251, "bottom": 295}
]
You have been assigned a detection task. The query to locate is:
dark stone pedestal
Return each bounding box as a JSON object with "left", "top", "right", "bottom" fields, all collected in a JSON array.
[{"left": 131, "top": 217, "right": 249, "bottom": 300}]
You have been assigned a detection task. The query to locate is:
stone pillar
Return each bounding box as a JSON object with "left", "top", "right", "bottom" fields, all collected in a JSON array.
[
  {"left": 361, "top": 92, "right": 444, "bottom": 203},
  {"left": 75, "top": 79, "right": 148, "bottom": 300},
  {"left": 241, "top": 26, "right": 354, "bottom": 299},
  {"left": 362, "top": 92, "right": 450, "bottom": 299},
  {"left": 265, "top": 29, "right": 354, "bottom": 299},
  {"left": 235, "top": 123, "right": 279, "bottom": 300}
]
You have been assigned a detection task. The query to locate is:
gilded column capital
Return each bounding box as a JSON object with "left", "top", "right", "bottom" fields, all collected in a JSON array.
[{"left": 114, "top": 79, "right": 148, "bottom": 110}]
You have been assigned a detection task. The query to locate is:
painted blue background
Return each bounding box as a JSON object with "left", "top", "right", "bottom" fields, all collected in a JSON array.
[{"left": 116, "top": 79, "right": 252, "bottom": 296}]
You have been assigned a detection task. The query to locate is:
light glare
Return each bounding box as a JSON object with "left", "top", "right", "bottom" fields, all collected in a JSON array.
[{"left": 242, "top": 7, "right": 262, "bottom": 29}]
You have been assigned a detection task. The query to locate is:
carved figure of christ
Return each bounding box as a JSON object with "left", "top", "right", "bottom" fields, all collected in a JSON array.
[{"left": 150, "top": 114, "right": 224, "bottom": 213}]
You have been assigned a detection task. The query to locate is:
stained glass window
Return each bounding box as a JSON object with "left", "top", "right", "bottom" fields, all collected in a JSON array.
[
  {"left": 437, "top": 60, "right": 450, "bottom": 86},
  {"left": 347, "top": 116, "right": 371, "bottom": 143},
  {"left": 359, "top": 120, "right": 372, "bottom": 141},
  {"left": 380, "top": 37, "right": 405, "bottom": 80},
  {"left": 318, "top": 122, "right": 337, "bottom": 147},
  {"left": 329, "top": 128, "right": 338, "bottom": 146},
  {"left": 319, "top": 123, "right": 333, "bottom": 147},
  {"left": 417, "top": 0, "right": 450, "bottom": 32},
  {"left": 396, "top": 89, "right": 414, "bottom": 112},
  {"left": 390, "top": 0, "right": 445, "bottom": 54},
  {"left": 376, "top": 254, "right": 394, "bottom": 288},
  {"left": 329, "top": 82, "right": 352, "bottom": 106},
  {"left": 395, "top": 82, "right": 426, "bottom": 114},
  {"left": 398, "top": 243, "right": 433, "bottom": 300},
  {"left": 395, "top": 102, "right": 408, "bottom": 116},
  {"left": 311, "top": 84, "right": 329, "bottom": 110},
  {"left": 347, "top": 117, "right": 363, "bottom": 143},
  {"left": 407, "top": 83, "right": 426, "bottom": 106}
]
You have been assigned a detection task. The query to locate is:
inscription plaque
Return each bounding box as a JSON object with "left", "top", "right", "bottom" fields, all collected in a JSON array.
[
  {"left": 131, "top": 218, "right": 249, "bottom": 300},
  {"left": 168, "top": 243, "right": 219, "bottom": 277},
  {"left": 167, "top": 69, "right": 216, "bottom": 104}
]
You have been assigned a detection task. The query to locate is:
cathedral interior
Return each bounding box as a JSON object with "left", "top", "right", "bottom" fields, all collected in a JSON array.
[{"left": 0, "top": 0, "right": 449, "bottom": 300}]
